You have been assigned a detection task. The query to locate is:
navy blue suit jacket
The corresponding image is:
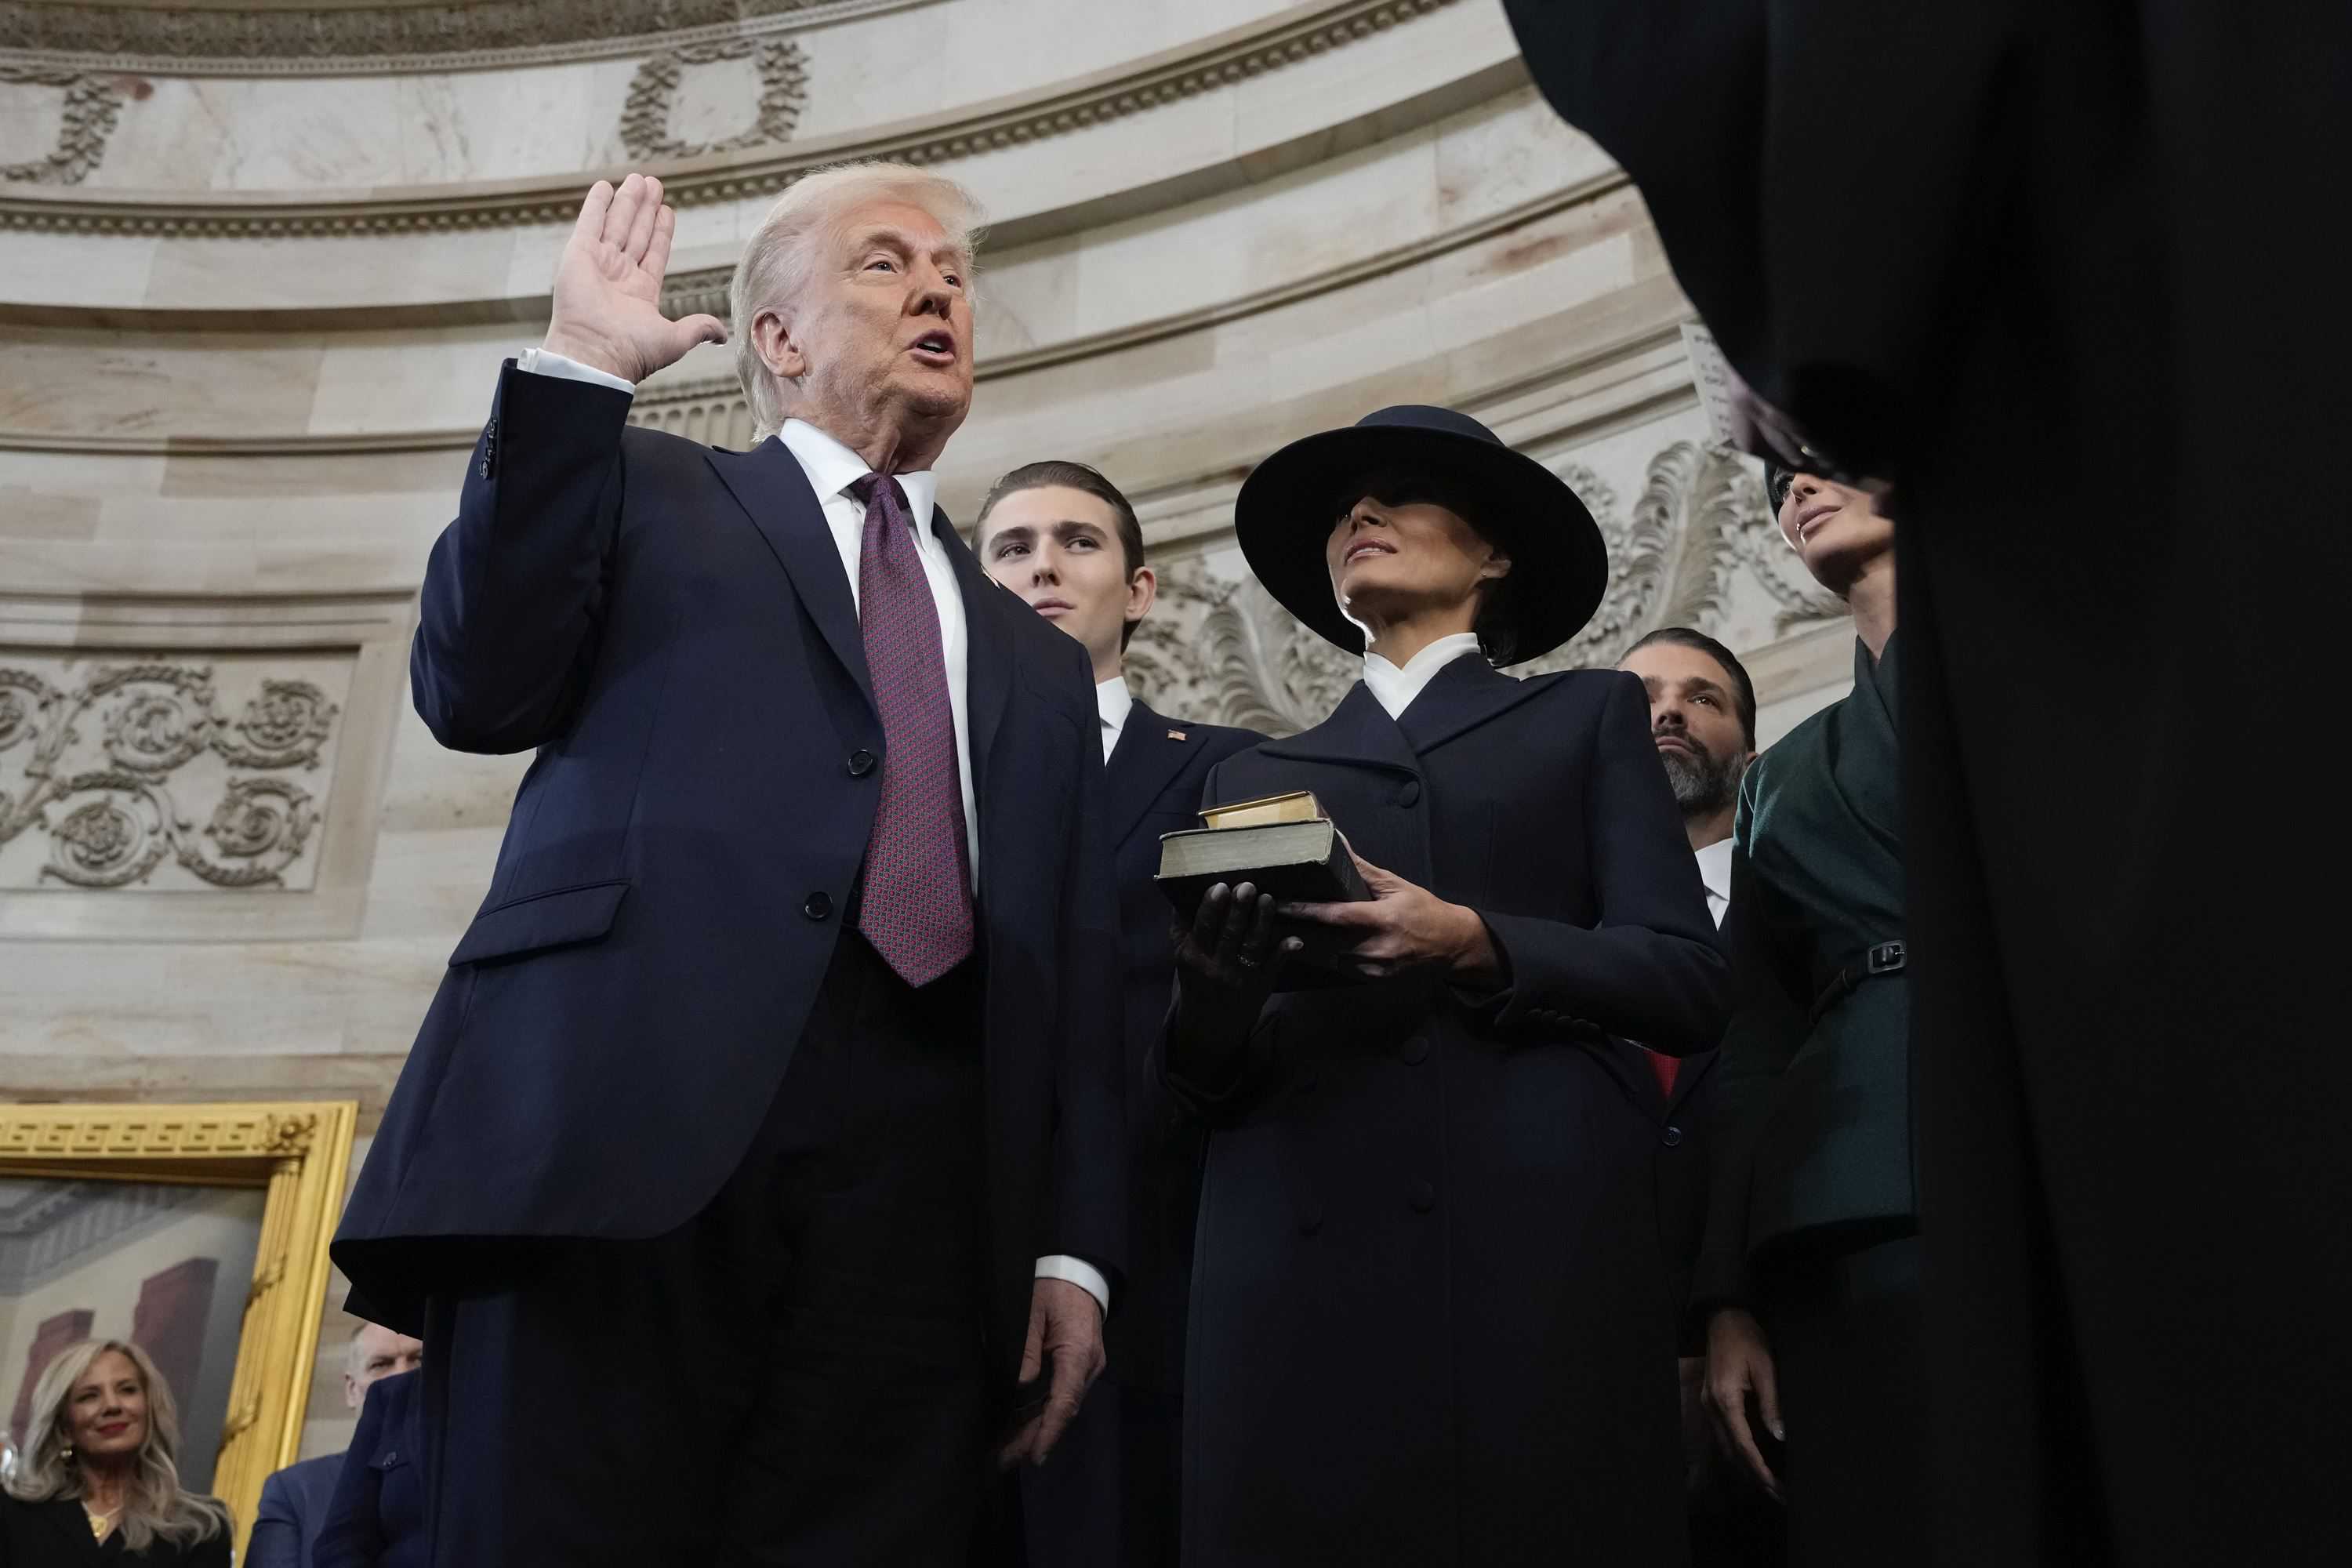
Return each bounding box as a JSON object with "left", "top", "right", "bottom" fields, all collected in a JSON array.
[
  {"left": 333, "top": 365, "right": 1126, "bottom": 1367},
  {"left": 250, "top": 1452, "right": 343, "bottom": 1568},
  {"left": 314, "top": 1371, "right": 424, "bottom": 1568}
]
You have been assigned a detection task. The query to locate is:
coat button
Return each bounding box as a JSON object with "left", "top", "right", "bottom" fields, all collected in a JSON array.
[
  {"left": 802, "top": 891, "right": 832, "bottom": 920},
  {"left": 846, "top": 749, "right": 876, "bottom": 777},
  {"left": 1401, "top": 1037, "right": 1428, "bottom": 1065},
  {"left": 1399, "top": 779, "right": 1421, "bottom": 806},
  {"left": 1662, "top": 1125, "right": 1685, "bottom": 1148},
  {"left": 1408, "top": 1179, "right": 1435, "bottom": 1213},
  {"left": 1298, "top": 1204, "right": 1323, "bottom": 1236}
]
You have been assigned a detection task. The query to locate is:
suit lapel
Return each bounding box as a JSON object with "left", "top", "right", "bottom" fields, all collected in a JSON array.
[
  {"left": 1663, "top": 1046, "right": 1719, "bottom": 1120},
  {"left": 940, "top": 514, "right": 1012, "bottom": 799},
  {"left": 1393, "top": 654, "right": 1548, "bottom": 754},
  {"left": 706, "top": 438, "right": 873, "bottom": 713},
  {"left": 1105, "top": 699, "right": 1206, "bottom": 848}
]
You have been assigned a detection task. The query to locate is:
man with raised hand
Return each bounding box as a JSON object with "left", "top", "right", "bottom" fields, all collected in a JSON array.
[{"left": 335, "top": 165, "right": 1124, "bottom": 1566}]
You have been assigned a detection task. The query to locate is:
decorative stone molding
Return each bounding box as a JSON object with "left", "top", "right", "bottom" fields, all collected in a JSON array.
[
  {"left": 0, "top": 0, "right": 926, "bottom": 77},
  {"left": 1125, "top": 441, "right": 1848, "bottom": 736},
  {"left": 0, "top": 0, "right": 1462, "bottom": 235},
  {"left": 620, "top": 36, "right": 808, "bottom": 162},
  {"left": 0, "top": 659, "right": 337, "bottom": 890},
  {"left": 0, "top": 591, "right": 412, "bottom": 942},
  {"left": 0, "top": 61, "right": 119, "bottom": 185}
]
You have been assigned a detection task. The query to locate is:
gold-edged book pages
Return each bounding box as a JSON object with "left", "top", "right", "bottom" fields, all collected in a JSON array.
[
  {"left": 0, "top": 1101, "right": 358, "bottom": 1563},
  {"left": 1198, "top": 789, "right": 1325, "bottom": 830}
]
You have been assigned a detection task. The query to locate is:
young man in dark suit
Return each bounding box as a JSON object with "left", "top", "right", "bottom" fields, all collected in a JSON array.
[
  {"left": 978, "top": 461, "right": 1260, "bottom": 1568},
  {"left": 332, "top": 165, "right": 1123, "bottom": 1566}
]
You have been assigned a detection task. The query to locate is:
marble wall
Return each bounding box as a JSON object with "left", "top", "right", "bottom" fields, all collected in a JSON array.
[{"left": 0, "top": 0, "right": 1854, "bottom": 1461}]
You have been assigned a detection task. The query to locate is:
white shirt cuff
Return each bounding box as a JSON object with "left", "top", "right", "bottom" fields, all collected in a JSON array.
[
  {"left": 1033, "top": 1254, "right": 1110, "bottom": 1318},
  {"left": 515, "top": 347, "right": 636, "bottom": 396}
]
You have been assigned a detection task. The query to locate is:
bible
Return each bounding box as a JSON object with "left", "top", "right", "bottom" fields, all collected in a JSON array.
[{"left": 1157, "top": 793, "right": 1370, "bottom": 983}]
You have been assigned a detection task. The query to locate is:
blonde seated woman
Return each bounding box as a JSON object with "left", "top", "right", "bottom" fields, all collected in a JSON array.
[{"left": 1, "top": 1339, "right": 230, "bottom": 1565}]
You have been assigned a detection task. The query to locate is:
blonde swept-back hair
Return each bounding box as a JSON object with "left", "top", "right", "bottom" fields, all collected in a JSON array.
[
  {"left": 5, "top": 1339, "right": 231, "bottom": 1552},
  {"left": 729, "top": 159, "right": 986, "bottom": 441}
]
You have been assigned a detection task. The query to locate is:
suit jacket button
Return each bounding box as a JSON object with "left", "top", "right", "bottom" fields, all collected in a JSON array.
[
  {"left": 1401, "top": 1037, "right": 1428, "bottom": 1065},
  {"left": 802, "top": 892, "right": 833, "bottom": 920},
  {"left": 1408, "top": 1179, "right": 1435, "bottom": 1214},
  {"left": 1399, "top": 779, "right": 1421, "bottom": 806},
  {"left": 1662, "top": 1125, "right": 1685, "bottom": 1148},
  {"left": 846, "top": 749, "right": 876, "bottom": 777}
]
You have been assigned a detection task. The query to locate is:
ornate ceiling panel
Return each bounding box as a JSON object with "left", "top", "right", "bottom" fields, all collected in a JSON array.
[{"left": 0, "top": 0, "right": 930, "bottom": 75}]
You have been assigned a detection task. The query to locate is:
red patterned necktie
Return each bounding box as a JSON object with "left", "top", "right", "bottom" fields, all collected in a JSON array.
[{"left": 847, "top": 471, "right": 975, "bottom": 985}]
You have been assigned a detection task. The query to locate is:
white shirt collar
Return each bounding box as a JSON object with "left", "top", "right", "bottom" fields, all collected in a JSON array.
[
  {"left": 779, "top": 419, "right": 939, "bottom": 530},
  {"left": 1095, "top": 675, "right": 1134, "bottom": 760},
  {"left": 1362, "top": 632, "right": 1484, "bottom": 720},
  {"left": 1693, "top": 835, "right": 1734, "bottom": 928}
]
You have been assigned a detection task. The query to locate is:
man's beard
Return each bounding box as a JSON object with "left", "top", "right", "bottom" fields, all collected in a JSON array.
[{"left": 1658, "top": 739, "right": 1740, "bottom": 818}]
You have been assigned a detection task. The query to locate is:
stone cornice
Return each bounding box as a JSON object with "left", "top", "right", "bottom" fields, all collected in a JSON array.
[
  {"left": 0, "top": 0, "right": 1461, "bottom": 237},
  {"left": 0, "top": 168, "right": 1629, "bottom": 456},
  {"left": 0, "top": 0, "right": 927, "bottom": 78}
]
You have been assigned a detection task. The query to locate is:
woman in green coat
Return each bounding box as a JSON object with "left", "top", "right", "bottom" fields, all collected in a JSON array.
[{"left": 1694, "top": 464, "right": 1910, "bottom": 1566}]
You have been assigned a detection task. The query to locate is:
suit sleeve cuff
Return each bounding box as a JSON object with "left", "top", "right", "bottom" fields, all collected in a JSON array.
[
  {"left": 516, "top": 347, "right": 637, "bottom": 396},
  {"left": 1034, "top": 1254, "right": 1111, "bottom": 1317}
]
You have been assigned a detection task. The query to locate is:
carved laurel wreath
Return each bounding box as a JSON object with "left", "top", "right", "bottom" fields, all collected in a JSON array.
[
  {"left": 0, "top": 62, "right": 120, "bottom": 187},
  {"left": 1125, "top": 440, "right": 1846, "bottom": 737},
  {"left": 619, "top": 36, "right": 810, "bottom": 162},
  {"left": 0, "top": 664, "right": 336, "bottom": 889}
]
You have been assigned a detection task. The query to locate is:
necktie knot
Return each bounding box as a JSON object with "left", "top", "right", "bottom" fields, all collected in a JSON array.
[{"left": 847, "top": 470, "right": 910, "bottom": 523}]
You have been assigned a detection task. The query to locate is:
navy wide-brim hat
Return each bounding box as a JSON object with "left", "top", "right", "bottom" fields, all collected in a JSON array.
[{"left": 1233, "top": 405, "right": 1609, "bottom": 665}]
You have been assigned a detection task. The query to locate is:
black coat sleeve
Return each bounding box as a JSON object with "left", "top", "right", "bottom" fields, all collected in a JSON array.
[
  {"left": 1688, "top": 840, "right": 1813, "bottom": 1320},
  {"left": 314, "top": 1375, "right": 405, "bottom": 1568},
  {"left": 1473, "top": 673, "right": 1732, "bottom": 1054},
  {"left": 409, "top": 361, "right": 634, "bottom": 754},
  {"left": 1156, "top": 754, "right": 1290, "bottom": 1123}
]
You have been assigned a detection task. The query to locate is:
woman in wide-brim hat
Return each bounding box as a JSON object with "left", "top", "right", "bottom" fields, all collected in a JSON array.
[{"left": 1160, "top": 405, "right": 1732, "bottom": 1566}]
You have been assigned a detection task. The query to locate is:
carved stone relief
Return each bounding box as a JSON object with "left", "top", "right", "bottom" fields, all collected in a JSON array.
[
  {"left": 0, "top": 61, "right": 118, "bottom": 185},
  {"left": 0, "top": 653, "right": 346, "bottom": 891},
  {"left": 620, "top": 34, "right": 808, "bottom": 162},
  {"left": 1126, "top": 440, "right": 1848, "bottom": 736}
]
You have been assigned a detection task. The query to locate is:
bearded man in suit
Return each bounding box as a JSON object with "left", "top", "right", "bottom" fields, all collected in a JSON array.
[
  {"left": 334, "top": 163, "right": 1124, "bottom": 1566},
  {"left": 977, "top": 460, "right": 1261, "bottom": 1568}
]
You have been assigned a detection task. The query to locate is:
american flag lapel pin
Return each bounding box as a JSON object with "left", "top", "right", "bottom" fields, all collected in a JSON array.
[{"left": 1168, "top": 728, "right": 1188, "bottom": 742}]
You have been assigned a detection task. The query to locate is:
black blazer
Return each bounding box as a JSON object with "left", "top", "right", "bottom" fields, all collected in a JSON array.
[
  {"left": 334, "top": 365, "right": 1126, "bottom": 1366},
  {"left": 0, "top": 1497, "right": 230, "bottom": 1566},
  {"left": 1103, "top": 698, "right": 1261, "bottom": 1392},
  {"left": 1165, "top": 658, "right": 1728, "bottom": 1567},
  {"left": 249, "top": 1451, "right": 341, "bottom": 1568},
  {"left": 313, "top": 1371, "right": 424, "bottom": 1568}
]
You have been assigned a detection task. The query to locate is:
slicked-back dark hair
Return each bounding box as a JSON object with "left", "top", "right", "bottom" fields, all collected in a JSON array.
[
  {"left": 1623, "top": 626, "right": 1758, "bottom": 749},
  {"left": 975, "top": 459, "right": 1149, "bottom": 649}
]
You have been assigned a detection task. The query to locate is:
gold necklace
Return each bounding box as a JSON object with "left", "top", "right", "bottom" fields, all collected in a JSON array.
[{"left": 86, "top": 1501, "right": 121, "bottom": 1541}]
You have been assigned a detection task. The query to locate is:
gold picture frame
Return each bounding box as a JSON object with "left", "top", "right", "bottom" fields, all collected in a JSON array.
[{"left": 0, "top": 1100, "right": 357, "bottom": 1559}]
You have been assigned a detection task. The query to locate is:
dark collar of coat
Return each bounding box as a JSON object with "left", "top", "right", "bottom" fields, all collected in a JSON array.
[
  {"left": 1104, "top": 695, "right": 1203, "bottom": 848},
  {"left": 705, "top": 435, "right": 1013, "bottom": 788},
  {"left": 1260, "top": 652, "right": 1552, "bottom": 775}
]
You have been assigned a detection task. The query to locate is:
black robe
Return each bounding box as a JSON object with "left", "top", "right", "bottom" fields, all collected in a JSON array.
[
  {"left": 1166, "top": 657, "right": 1730, "bottom": 1566},
  {"left": 1503, "top": 4, "right": 2352, "bottom": 1560}
]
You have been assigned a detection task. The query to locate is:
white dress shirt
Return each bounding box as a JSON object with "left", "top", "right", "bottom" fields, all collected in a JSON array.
[
  {"left": 1096, "top": 675, "right": 1134, "bottom": 762},
  {"left": 1363, "top": 631, "right": 1485, "bottom": 720},
  {"left": 517, "top": 350, "right": 1105, "bottom": 1317},
  {"left": 1693, "top": 835, "right": 1733, "bottom": 929}
]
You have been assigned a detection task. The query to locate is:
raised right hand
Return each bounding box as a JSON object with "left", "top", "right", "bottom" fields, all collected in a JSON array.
[
  {"left": 542, "top": 172, "right": 728, "bottom": 384},
  {"left": 1702, "top": 1305, "right": 1784, "bottom": 1499}
]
